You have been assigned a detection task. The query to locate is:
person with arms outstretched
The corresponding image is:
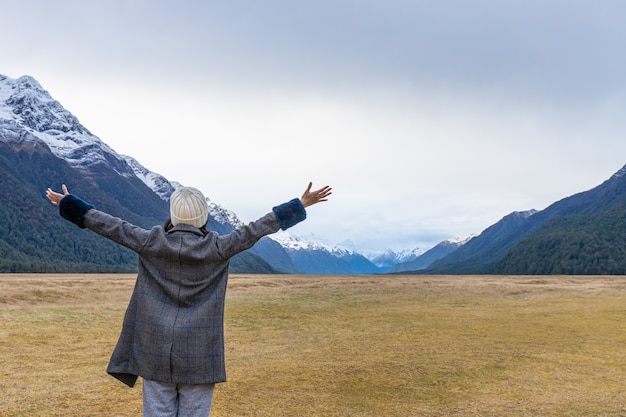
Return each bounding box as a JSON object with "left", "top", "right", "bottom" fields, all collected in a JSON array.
[{"left": 46, "top": 182, "right": 332, "bottom": 417}]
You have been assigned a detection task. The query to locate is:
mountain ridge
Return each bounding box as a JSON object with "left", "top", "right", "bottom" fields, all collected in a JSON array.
[
  {"left": 418, "top": 168, "right": 626, "bottom": 275},
  {"left": 0, "top": 74, "right": 289, "bottom": 273},
  {"left": 10, "top": 72, "right": 621, "bottom": 275},
  {"left": 388, "top": 235, "right": 475, "bottom": 273},
  {"left": 1, "top": 73, "right": 422, "bottom": 274}
]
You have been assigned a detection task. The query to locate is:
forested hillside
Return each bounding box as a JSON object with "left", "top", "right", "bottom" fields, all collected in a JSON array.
[{"left": 494, "top": 208, "right": 626, "bottom": 275}]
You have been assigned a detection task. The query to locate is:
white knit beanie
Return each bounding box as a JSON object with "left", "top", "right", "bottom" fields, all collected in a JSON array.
[{"left": 169, "top": 187, "right": 209, "bottom": 228}]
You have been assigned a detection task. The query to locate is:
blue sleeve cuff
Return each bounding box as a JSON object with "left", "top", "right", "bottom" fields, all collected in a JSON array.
[
  {"left": 59, "top": 194, "right": 95, "bottom": 228},
  {"left": 272, "top": 198, "right": 307, "bottom": 230}
]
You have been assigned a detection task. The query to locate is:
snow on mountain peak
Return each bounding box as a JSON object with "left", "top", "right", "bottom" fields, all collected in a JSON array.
[
  {"left": 206, "top": 199, "right": 244, "bottom": 228},
  {"left": 269, "top": 232, "right": 351, "bottom": 254},
  {"left": 364, "top": 246, "right": 425, "bottom": 268},
  {"left": 0, "top": 73, "right": 181, "bottom": 202},
  {"left": 0, "top": 73, "right": 488, "bottom": 263},
  {"left": 121, "top": 155, "right": 176, "bottom": 200},
  {"left": 446, "top": 234, "right": 476, "bottom": 245},
  {"left": 0, "top": 73, "right": 122, "bottom": 170}
]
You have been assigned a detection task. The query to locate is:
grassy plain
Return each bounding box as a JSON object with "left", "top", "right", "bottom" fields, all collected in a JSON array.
[{"left": 2, "top": 274, "right": 626, "bottom": 416}]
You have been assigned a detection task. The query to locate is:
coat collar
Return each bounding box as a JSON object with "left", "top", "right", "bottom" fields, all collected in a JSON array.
[{"left": 167, "top": 223, "right": 207, "bottom": 237}]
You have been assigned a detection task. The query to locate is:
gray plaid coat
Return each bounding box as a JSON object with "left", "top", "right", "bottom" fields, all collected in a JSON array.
[{"left": 58, "top": 194, "right": 306, "bottom": 387}]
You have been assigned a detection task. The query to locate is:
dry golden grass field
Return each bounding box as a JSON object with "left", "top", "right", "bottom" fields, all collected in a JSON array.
[{"left": 2, "top": 274, "right": 626, "bottom": 416}]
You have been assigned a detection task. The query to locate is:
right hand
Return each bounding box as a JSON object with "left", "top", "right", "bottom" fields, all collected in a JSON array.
[{"left": 300, "top": 182, "right": 332, "bottom": 208}]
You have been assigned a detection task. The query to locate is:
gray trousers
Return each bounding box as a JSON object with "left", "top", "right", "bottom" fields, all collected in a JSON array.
[{"left": 142, "top": 379, "right": 215, "bottom": 417}]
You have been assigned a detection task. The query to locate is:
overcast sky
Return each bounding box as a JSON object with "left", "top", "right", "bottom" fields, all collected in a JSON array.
[{"left": 3, "top": 0, "right": 626, "bottom": 252}]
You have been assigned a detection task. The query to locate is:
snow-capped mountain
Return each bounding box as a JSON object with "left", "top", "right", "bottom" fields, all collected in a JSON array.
[
  {"left": 272, "top": 236, "right": 429, "bottom": 272},
  {"left": 386, "top": 235, "right": 475, "bottom": 273},
  {"left": 206, "top": 199, "right": 244, "bottom": 229},
  {"left": 365, "top": 247, "right": 426, "bottom": 270},
  {"left": 270, "top": 231, "right": 336, "bottom": 252},
  {"left": 269, "top": 232, "right": 382, "bottom": 274},
  {"left": 121, "top": 155, "right": 176, "bottom": 200},
  {"left": 4, "top": 75, "right": 302, "bottom": 273},
  {"left": 0, "top": 75, "right": 138, "bottom": 179},
  {"left": 1, "top": 73, "right": 425, "bottom": 274},
  {"left": 10, "top": 73, "right": 626, "bottom": 275}
]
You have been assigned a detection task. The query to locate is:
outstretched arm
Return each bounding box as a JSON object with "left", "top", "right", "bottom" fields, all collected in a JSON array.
[{"left": 300, "top": 182, "right": 332, "bottom": 208}]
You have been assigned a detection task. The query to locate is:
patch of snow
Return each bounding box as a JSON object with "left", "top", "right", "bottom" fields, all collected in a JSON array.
[
  {"left": 1, "top": 73, "right": 180, "bottom": 199},
  {"left": 0, "top": 73, "right": 119, "bottom": 169},
  {"left": 269, "top": 231, "right": 341, "bottom": 253},
  {"left": 446, "top": 234, "right": 477, "bottom": 245},
  {"left": 207, "top": 199, "right": 244, "bottom": 228},
  {"left": 121, "top": 155, "right": 176, "bottom": 200}
]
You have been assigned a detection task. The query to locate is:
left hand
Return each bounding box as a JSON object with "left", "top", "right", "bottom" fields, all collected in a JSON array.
[{"left": 46, "top": 184, "right": 70, "bottom": 206}]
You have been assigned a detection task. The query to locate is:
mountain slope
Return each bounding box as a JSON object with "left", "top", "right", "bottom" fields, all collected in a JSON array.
[
  {"left": 270, "top": 233, "right": 381, "bottom": 274},
  {"left": 494, "top": 207, "right": 626, "bottom": 274},
  {"left": 367, "top": 247, "right": 425, "bottom": 271},
  {"left": 0, "top": 73, "right": 289, "bottom": 273},
  {"left": 0, "top": 138, "right": 148, "bottom": 272},
  {"left": 421, "top": 165, "right": 626, "bottom": 274},
  {"left": 421, "top": 210, "right": 538, "bottom": 274},
  {"left": 0, "top": 74, "right": 171, "bottom": 271},
  {"left": 387, "top": 236, "right": 472, "bottom": 273}
]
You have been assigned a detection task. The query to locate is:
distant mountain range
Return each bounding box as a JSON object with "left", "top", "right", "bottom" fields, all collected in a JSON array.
[
  {"left": 2, "top": 73, "right": 626, "bottom": 275},
  {"left": 413, "top": 166, "right": 626, "bottom": 275},
  {"left": 0, "top": 74, "right": 431, "bottom": 274},
  {"left": 387, "top": 236, "right": 474, "bottom": 273}
]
